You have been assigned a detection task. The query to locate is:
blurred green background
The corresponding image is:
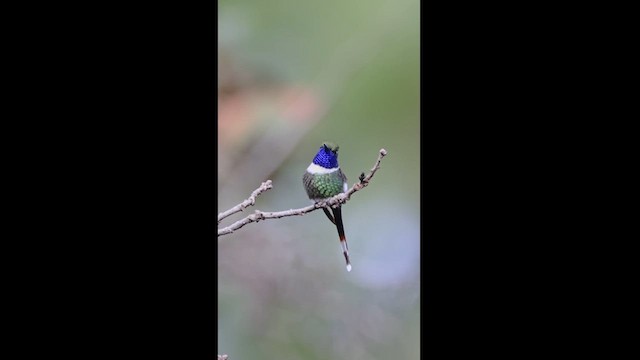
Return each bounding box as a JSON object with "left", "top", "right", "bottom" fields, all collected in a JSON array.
[{"left": 218, "top": 0, "right": 420, "bottom": 358}]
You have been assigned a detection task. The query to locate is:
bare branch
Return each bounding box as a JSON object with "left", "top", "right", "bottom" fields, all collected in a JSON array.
[
  {"left": 217, "top": 180, "right": 273, "bottom": 224},
  {"left": 218, "top": 149, "right": 387, "bottom": 237},
  {"left": 343, "top": 148, "right": 387, "bottom": 200}
]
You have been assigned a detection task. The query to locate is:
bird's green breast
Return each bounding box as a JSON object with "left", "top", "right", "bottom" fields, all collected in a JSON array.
[{"left": 303, "top": 170, "right": 346, "bottom": 199}]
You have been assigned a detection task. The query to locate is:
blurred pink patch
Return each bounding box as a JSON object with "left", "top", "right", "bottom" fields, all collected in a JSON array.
[
  {"left": 278, "top": 86, "right": 321, "bottom": 124},
  {"left": 217, "top": 83, "right": 322, "bottom": 154},
  {"left": 218, "top": 93, "right": 253, "bottom": 148}
]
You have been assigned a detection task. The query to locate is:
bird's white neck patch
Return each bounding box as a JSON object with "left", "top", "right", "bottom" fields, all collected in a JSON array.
[{"left": 306, "top": 163, "right": 339, "bottom": 174}]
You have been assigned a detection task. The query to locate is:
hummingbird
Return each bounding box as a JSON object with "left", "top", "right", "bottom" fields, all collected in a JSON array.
[{"left": 302, "top": 142, "right": 352, "bottom": 272}]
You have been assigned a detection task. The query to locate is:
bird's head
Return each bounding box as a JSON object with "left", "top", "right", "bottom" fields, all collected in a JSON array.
[{"left": 312, "top": 142, "right": 340, "bottom": 168}]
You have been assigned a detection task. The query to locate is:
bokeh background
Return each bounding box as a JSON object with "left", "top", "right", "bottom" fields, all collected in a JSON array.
[{"left": 218, "top": 0, "right": 420, "bottom": 358}]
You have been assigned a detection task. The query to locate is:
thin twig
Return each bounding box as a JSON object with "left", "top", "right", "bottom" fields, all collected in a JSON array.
[
  {"left": 218, "top": 149, "right": 387, "bottom": 237},
  {"left": 217, "top": 180, "right": 273, "bottom": 224}
]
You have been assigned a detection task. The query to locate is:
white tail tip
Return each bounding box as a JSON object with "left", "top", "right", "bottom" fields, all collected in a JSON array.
[{"left": 346, "top": 264, "right": 352, "bottom": 272}]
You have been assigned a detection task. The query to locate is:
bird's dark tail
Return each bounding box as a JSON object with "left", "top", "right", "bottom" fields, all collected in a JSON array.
[
  {"left": 322, "top": 207, "right": 336, "bottom": 225},
  {"left": 331, "top": 206, "right": 351, "bottom": 272}
]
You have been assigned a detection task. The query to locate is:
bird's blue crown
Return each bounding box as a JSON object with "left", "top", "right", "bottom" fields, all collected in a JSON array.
[{"left": 312, "top": 142, "right": 339, "bottom": 169}]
